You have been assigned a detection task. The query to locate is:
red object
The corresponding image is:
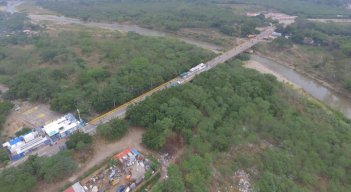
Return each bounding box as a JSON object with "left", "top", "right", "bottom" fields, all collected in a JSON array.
[
  {"left": 114, "top": 148, "right": 131, "bottom": 160},
  {"left": 64, "top": 187, "right": 75, "bottom": 192}
]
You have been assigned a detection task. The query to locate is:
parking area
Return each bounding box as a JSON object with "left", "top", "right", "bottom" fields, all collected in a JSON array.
[{"left": 1, "top": 101, "right": 62, "bottom": 140}]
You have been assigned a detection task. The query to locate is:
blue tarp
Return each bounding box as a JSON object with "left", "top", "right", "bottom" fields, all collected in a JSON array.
[
  {"left": 9, "top": 137, "right": 23, "bottom": 145},
  {"left": 131, "top": 149, "right": 140, "bottom": 156}
]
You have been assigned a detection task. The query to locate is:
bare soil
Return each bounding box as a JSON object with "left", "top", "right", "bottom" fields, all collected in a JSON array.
[{"left": 1, "top": 101, "right": 61, "bottom": 141}]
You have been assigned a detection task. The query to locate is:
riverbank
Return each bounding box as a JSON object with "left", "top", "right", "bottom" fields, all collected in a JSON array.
[
  {"left": 244, "top": 60, "right": 300, "bottom": 88},
  {"left": 255, "top": 50, "right": 351, "bottom": 100},
  {"left": 244, "top": 56, "right": 351, "bottom": 120}
]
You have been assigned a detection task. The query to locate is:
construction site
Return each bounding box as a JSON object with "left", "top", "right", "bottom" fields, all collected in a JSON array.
[{"left": 65, "top": 148, "right": 159, "bottom": 192}]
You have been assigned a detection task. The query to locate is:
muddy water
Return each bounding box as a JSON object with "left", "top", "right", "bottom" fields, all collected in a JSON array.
[{"left": 251, "top": 54, "right": 351, "bottom": 119}]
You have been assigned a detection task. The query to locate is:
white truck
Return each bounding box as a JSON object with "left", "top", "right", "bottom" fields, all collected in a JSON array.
[{"left": 189, "top": 63, "right": 207, "bottom": 73}]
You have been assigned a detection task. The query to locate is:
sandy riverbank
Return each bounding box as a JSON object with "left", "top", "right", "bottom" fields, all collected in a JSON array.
[
  {"left": 254, "top": 51, "right": 351, "bottom": 100},
  {"left": 244, "top": 60, "right": 300, "bottom": 88}
]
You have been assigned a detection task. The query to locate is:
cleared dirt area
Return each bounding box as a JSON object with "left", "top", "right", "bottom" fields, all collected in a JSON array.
[
  {"left": 34, "top": 127, "right": 147, "bottom": 192},
  {"left": 1, "top": 101, "right": 61, "bottom": 141}
]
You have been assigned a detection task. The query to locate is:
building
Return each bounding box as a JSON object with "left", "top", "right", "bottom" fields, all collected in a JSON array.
[
  {"left": 272, "top": 32, "right": 282, "bottom": 37},
  {"left": 42, "top": 113, "right": 81, "bottom": 142},
  {"left": 246, "top": 12, "right": 260, "bottom": 17},
  {"left": 64, "top": 182, "right": 86, "bottom": 192},
  {"left": 2, "top": 113, "right": 82, "bottom": 161},
  {"left": 2, "top": 131, "right": 49, "bottom": 160}
]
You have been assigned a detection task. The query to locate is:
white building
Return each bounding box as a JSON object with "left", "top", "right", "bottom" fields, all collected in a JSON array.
[
  {"left": 2, "top": 131, "right": 49, "bottom": 160},
  {"left": 42, "top": 113, "right": 81, "bottom": 141}
]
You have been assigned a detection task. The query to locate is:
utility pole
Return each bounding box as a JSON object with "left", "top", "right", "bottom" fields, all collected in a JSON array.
[{"left": 77, "top": 108, "right": 82, "bottom": 122}]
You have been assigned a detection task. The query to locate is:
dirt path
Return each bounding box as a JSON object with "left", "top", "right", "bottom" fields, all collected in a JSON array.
[{"left": 34, "top": 127, "right": 147, "bottom": 192}]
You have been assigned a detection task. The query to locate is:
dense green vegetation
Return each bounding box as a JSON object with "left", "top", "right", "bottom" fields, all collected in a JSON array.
[
  {"left": 37, "top": 0, "right": 269, "bottom": 37},
  {"left": 262, "top": 19, "right": 351, "bottom": 91},
  {"left": 66, "top": 132, "right": 92, "bottom": 151},
  {"left": 1, "top": 31, "right": 213, "bottom": 117},
  {"left": 97, "top": 119, "right": 128, "bottom": 141},
  {"left": 229, "top": 0, "right": 350, "bottom": 18},
  {"left": 127, "top": 61, "right": 351, "bottom": 191},
  {"left": 0, "top": 101, "right": 13, "bottom": 129},
  {"left": 0, "top": 152, "right": 77, "bottom": 192},
  {"left": 15, "top": 127, "right": 32, "bottom": 137},
  {"left": 0, "top": 147, "right": 9, "bottom": 165},
  {"left": 153, "top": 165, "right": 185, "bottom": 192}
]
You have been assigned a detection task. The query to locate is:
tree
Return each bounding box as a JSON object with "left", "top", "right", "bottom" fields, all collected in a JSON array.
[
  {"left": 181, "top": 155, "right": 212, "bottom": 192},
  {"left": 0, "top": 148, "right": 9, "bottom": 164},
  {"left": 142, "top": 118, "right": 173, "bottom": 150},
  {"left": 97, "top": 119, "right": 128, "bottom": 141},
  {"left": 0, "top": 167, "right": 37, "bottom": 192},
  {"left": 36, "top": 153, "right": 77, "bottom": 183},
  {"left": 65, "top": 132, "right": 92, "bottom": 151},
  {"left": 0, "top": 101, "right": 13, "bottom": 127},
  {"left": 15, "top": 127, "right": 32, "bottom": 137},
  {"left": 153, "top": 165, "right": 185, "bottom": 192}
]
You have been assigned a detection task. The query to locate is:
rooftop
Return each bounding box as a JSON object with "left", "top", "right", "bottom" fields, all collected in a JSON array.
[{"left": 42, "top": 113, "right": 79, "bottom": 137}]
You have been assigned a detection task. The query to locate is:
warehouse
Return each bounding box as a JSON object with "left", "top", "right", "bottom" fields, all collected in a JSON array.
[
  {"left": 42, "top": 113, "right": 81, "bottom": 142},
  {"left": 2, "top": 131, "right": 49, "bottom": 160}
]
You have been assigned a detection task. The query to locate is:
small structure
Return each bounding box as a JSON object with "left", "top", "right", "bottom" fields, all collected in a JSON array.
[
  {"left": 272, "top": 32, "right": 282, "bottom": 37},
  {"left": 42, "top": 113, "right": 81, "bottom": 142},
  {"left": 64, "top": 182, "right": 86, "bottom": 192},
  {"left": 303, "top": 37, "right": 315, "bottom": 45},
  {"left": 246, "top": 12, "right": 260, "bottom": 17},
  {"left": 2, "top": 131, "right": 49, "bottom": 160}
]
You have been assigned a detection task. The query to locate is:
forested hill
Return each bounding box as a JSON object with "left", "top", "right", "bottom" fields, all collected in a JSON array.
[{"left": 127, "top": 60, "right": 351, "bottom": 191}]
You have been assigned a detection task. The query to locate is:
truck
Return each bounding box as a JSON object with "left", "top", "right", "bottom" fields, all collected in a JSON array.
[
  {"left": 247, "top": 34, "right": 256, "bottom": 39},
  {"left": 180, "top": 72, "right": 189, "bottom": 78},
  {"left": 168, "top": 81, "right": 181, "bottom": 88},
  {"left": 189, "top": 63, "right": 207, "bottom": 73}
]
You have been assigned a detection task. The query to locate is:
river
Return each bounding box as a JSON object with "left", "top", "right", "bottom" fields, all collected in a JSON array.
[{"left": 251, "top": 54, "right": 351, "bottom": 119}]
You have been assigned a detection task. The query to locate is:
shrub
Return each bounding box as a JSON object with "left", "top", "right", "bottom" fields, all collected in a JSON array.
[
  {"left": 66, "top": 132, "right": 92, "bottom": 150},
  {"left": 97, "top": 119, "right": 128, "bottom": 141}
]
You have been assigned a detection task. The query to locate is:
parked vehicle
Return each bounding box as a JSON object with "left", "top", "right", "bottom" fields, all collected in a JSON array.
[{"left": 116, "top": 185, "right": 126, "bottom": 192}]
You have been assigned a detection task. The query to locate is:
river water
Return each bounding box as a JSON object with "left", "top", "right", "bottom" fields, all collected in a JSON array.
[{"left": 251, "top": 54, "right": 351, "bottom": 119}]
